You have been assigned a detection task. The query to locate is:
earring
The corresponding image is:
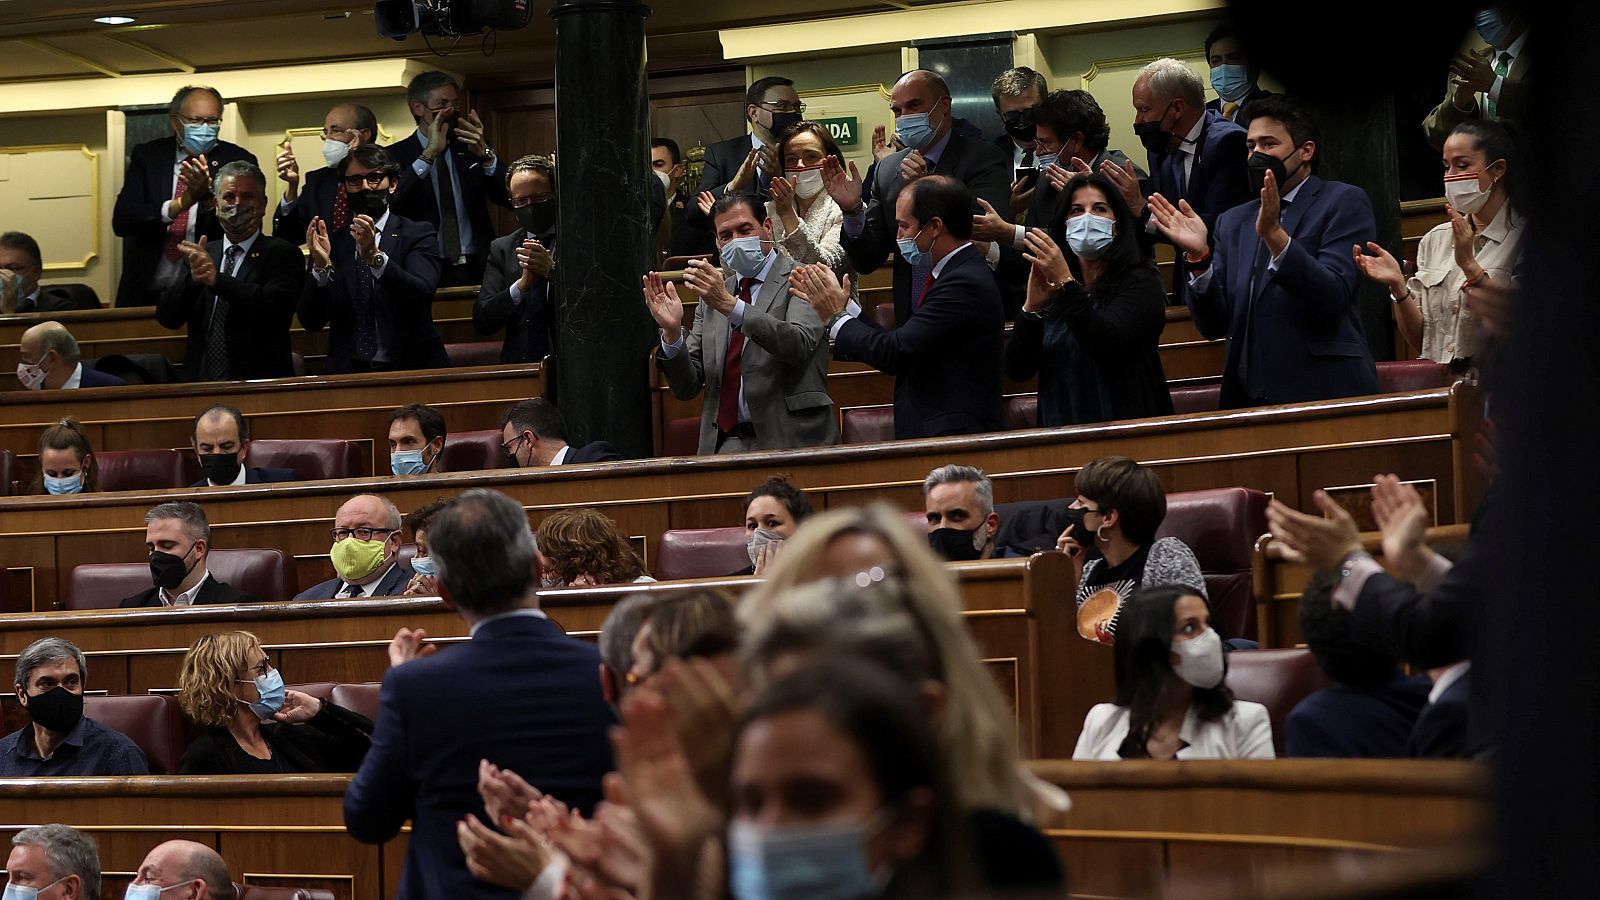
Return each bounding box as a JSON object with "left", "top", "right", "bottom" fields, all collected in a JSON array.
[{"left": 1096, "top": 524, "right": 1111, "bottom": 543}]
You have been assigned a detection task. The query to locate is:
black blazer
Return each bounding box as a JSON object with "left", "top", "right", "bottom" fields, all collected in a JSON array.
[
  {"left": 112, "top": 136, "right": 258, "bottom": 308},
  {"left": 298, "top": 213, "right": 447, "bottom": 374},
  {"left": 1408, "top": 672, "right": 1478, "bottom": 758},
  {"left": 841, "top": 134, "right": 1012, "bottom": 326},
  {"left": 21, "top": 286, "right": 100, "bottom": 313},
  {"left": 118, "top": 575, "right": 262, "bottom": 609},
  {"left": 1145, "top": 111, "right": 1250, "bottom": 302},
  {"left": 687, "top": 134, "right": 765, "bottom": 230},
  {"left": 179, "top": 701, "right": 373, "bottom": 774},
  {"left": 272, "top": 167, "right": 341, "bottom": 246},
  {"left": 344, "top": 613, "right": 616, "bottom": 900},
  {"left": 663, "top": 189, "right": 714, "bottom": 257},
  {"left": 473, "top": 227, "right": 555, "bottom": 364},
  {"left": 156, "top": 232, "right": 301, "bottom": 380},
  {"left": 77, "top": 368, "right": 126, "bottom": 388},
  {"left": 189, "top": 466, "right": 297, "bottom": 488},
  {"left": 1283, "top": 674, "right": 1430, "bottom": 758},
  {"left": 833, "top": 244, "right": 1005, "bottom": 439},
  {"left": 563, "top": 441, "right": 623, "bottom": 464},
  {"left": 1206, "top": 87, "right": 1277, "bottom": 126},
  {"left": 386, "top": 131, "right": 511, "bottom": 260}
]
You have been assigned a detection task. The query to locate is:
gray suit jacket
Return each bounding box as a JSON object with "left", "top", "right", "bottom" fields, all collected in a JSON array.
[{"left": 657, "top": 252, "right": 839, "bottom": 454}]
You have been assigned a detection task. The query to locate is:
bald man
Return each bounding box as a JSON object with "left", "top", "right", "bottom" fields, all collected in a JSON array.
[
  {"left": 15, "top": 322, "right": 125, "bottom": 390},
  {"left": 129, "top": 839, "right": 234, "bottom": 899},
  {"left": 273, "top": 101, "right": 380, "bottom": 245},
  {"left": 295, "top": 493, "right": 414, "bottom": 599},
  {"left": 188, "top": 403, "right": 297, "bottom": 487}
]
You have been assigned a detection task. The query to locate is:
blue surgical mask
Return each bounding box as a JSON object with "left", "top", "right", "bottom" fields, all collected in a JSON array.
[
  {"left": 1065, "top": 213, "right": 1116, "bottom": 260},
  {"left": 895, "top": 111, "right": 937, "bottom": 151},
  {"left": 1475, "top": 9, "right": 1511, "bottom": 48},
  {"left": 182, "top": 122, "right": 220, "bottom": 156},
  {"left": 124, "top": 883, "right": 186, "bottom": 900},
  {"left": 1035, "top": 152, "right": 1059, "bottom": 171},
  {"left": 895, "top": 225, "right": 928, "bottom": 268},
  {"left": 410, "top": 555, "right": 437, "bottom": 577},
  {"left": 241, "top": 669, "right": 286, "bottom": 720},
  {"left": 390, "top": 449, "right": 429, "bottom": 476},
  {"left": 720, "top": 235, "right": 769, "bottom": 278},
  {"left": 1209, "top": 64, "right": 1252, "bottom": 104},
  {"left": 3, "top": 878, "right": 66, "bottom": 900},
  {"left": 44, "top": 472, "right": 83, "bottom": 495},
  {"left": 727, "top": 818, "right": 880, "bottom": 900}
]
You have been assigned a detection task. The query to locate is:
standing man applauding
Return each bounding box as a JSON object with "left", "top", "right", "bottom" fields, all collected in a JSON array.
[{"left": 273, "top": 102, "right": 379, "bottom": 245}]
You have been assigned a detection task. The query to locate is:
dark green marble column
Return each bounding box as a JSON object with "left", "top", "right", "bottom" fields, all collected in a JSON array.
[
  {"left": 550, "top": 0, "right": 656, "bottom": 457},
  {"left": 1317, "top": 95, "right": 1402, "bottom": 363}
]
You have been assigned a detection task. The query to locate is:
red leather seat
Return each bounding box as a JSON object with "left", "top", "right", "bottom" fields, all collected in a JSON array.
[
  {"left": 66, "top": 548, "right": 295, "bottom": 609},
  {"left": 1156, "top": 487, "right": 1269, "bottom": 642},
  {"left": 663, "top": 418, "right": 699, "bottom": 457},
  {"left": 96, "top": 449, "right": 193, "bottom": 492},
  {"left": 330, "top": 683, "right": 381, "bottom": 722},
  {"left": 1003, "top": 394, "right": 1038, "bottom": 430},
  {"left": 233, "top": 884, "right": 336, "bottom": 900},
  {"left": 0, "top": 448, "right": 14, "bottom": 496},
  {"left": 1169, "top": 384, "right": 1222, "bottom": 414},
  {"left": 1225, "top": 648, "right": 1335, "bottom": 754},
  {"left": 655, "top": 526, "right": 750, "bottom": 580},
  {"left": 1377, "top": 360, "right": 1455, "bottom": 392},
  {"left": 439, "top": 429, "right": 504, "bottom": 473},
  {"left": 840, "top": 406, "right": 894, "bottom": 444},
  {"left": 445, "top": 341, "right": 505, "bottom": 368},
  {"left": 83, "top": 694, "right": 184, "bottom": 775},
  {"left": 248, "top": 439, "right": 365, "bottom": 480},
  {"left": 870, "top": 302, "right": 896, "bottom": 330}
]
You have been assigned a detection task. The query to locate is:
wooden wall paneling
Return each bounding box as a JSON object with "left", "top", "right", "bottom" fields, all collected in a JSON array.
[
  {"left": 1294, "top": 439, "right": 1455, "bottom": 525},
  {"left": 1053, "top": 834, "right": 1165, "bottom": 898}
]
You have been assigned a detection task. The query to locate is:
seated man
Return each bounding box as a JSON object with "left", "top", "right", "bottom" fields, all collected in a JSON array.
[
  {"left": 5, "top": 824, "right": 102, "bottom": 898},
  {"left": 0, "top": 638, "right": 148, "bottom": 775},
  {"left": 388, "top": 403, "right": 447, "bottom": 476},
  {"left": 120, "top": 501, "right": 264, "bottom": 608},
  {"left": 190, "top": 404, "right": 297, "bottom": 487},
  {"left": 501, "top": 398, "right": 622, "bottom": 467},
  {"left": 128, "top": 839, "right": 233, "bottom": 900},
  {"left": 923, "top": 463, "right": 1001, "bottom": 561},
  {"left": 644, "top": 192, "right": 838, "bottom": 454},
  {"left": 296, "top": 494, "right": 412, "bottom": 599},
  {"left": 16, "top": 322, "right": 126, "bottom": 390},
  {"left": 1285, "top": 571, "right": 1430, "bottom": 758},
  {"left": 0, "top": 232, "right": 98, "bottom": 313},
  {"left": 157, "top": 160, "right": 301, "bottom": 381},
  {"left": 298, "top": 144, "right": 447, "bottom": 374},
  {"left": 474, "top": 154, "right": 558, "bottom": 364}
]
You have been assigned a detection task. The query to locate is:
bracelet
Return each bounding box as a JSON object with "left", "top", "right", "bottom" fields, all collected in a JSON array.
[
  {"left": 1184, "top": 247, "right": 1211, "bottom": 265},
  {"left": 1461, "top": 270, "right": 1488, "bottom": 289},
  {"left": 1391, "top": 289, "right": 1411, "bottom": 305}
]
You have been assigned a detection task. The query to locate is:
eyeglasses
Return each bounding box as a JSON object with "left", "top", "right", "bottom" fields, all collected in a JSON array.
[
  {"left": 501, "top": 433, "right": 530, "bottom": 455},
  {"left": 757, "top": 100, "right": 806, "bottom": 115},
  {"left": 177, "top": 114, "right": 222, "bottom": 127},
  {"left": 323, "top": 125, "right": 359, "bottom": 139},
  {"left": 341, "top": 172, "right": 390, "bottom": 189},
  {"left": 330, "top": 527, "right": 398, "bottom": 542},
  {"left": 425, "top": 101, "right": 463, "bottom": 113},
  {"left": 245, "top": 659, "right": 273, "bottom": 678},
  {"left": 510, "top": 195, "right": 554, "bottom": 209}
]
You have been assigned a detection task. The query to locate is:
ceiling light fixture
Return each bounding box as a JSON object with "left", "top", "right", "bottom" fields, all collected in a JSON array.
[{"left": 93, "top": 16, "right": 137, "bottom": 25}]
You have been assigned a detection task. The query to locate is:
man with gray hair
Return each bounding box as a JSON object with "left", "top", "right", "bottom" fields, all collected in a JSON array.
[
  {"left": 128, "top": 839, "right": 234, "bottom": 899},
  {"left": 0, "top": 638, "right": 147, "bottom": 776},
  {"left": 112, "top": 84, "right": 258, "bottom": 307},
  {"left": 923, "top": 463, "right": 1002, "bottom": 561},
  {"left": 346, "top": 488, "right": 614, "bottom": 900},
  {"left": 158, "top": 159, "right": 300, "bottom": 381},
  {"left": 6, "top": 824, "right": 101, "bottom": 899},
  {"left": 15, "top": 322, "right": 125, "bottom": 390},
  {"left": 119, "top": 502, "right": 263, "bottom": 608},
  {"left": 295, "top": 494, "right": 413, "bottom": 600}
]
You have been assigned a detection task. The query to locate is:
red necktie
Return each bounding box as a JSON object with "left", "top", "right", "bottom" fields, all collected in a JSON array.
[
  {"left": 715, "top": 277, "right": 758, "bottom": 433},
  {"left": 915, "top": 271, "right": 935, "bottom": 308},
  {"left": 163, "top": 176, "right": 191, "bottom": 262},
  {"left": 331, "top": 187, "right": 350, "bottom": 233}
]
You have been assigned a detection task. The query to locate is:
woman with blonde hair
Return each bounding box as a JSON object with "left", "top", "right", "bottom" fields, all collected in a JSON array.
[
  {"left": 176, "top": 630, "right": 372, "bottom": 774},
  {"left": 535, "top": 508, "right": 655, "bottom": 587},
  {"left": 28, "top": 417, "right": 98, "bottom": 495}
]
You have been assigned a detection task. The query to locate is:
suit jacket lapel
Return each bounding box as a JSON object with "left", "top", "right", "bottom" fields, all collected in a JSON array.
[
  {"left": 1254, "top": 176, "right": 1320, "bottom": 299},
  {"left": 755, "top": 256, "right": 793, "bottom": 314}
]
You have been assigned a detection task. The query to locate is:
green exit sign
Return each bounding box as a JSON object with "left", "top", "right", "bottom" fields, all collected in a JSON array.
[{"left": 816, "top": 117, "right": 859, "bottom": 147}]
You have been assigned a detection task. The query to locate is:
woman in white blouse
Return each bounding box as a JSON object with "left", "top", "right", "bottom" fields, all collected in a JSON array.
[
  {"left": 1073, "top": 584, "right": 1274, "bottom": 760},
  {"left": 765, "top": 121, "right": 850, "bottom": 272},
  {"left": 1354, "top": 119, "right": 1523, "bottom": 365}
]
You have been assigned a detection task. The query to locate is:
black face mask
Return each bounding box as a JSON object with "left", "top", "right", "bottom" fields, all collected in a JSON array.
[
  {"left": 1246, "top": 149, "right": 1303, "bottom": 196},
  {"left": 25, "top": 685, "right": 84, "bottom": 734},
  {"left": 1134, "top": 101, "right": 1178, "bottom": 154},
  {"left": 346, "top": 189, "right": 390, "bottom": 221},
  {"left": 150, "top": 544, "right": 198, "bottom": 590},
  {"left": 515, "top": 200, "right": 557, "bottom": 236},
  {"left": 200, "top": 452, "right": 242, "bottom": 486},
  {"left": 928, "top": 526, "right": 985, "bottom": 562},
  {"left": 768, "top": 110, "right": 804, "bottom": 136},
  {"left": 1002, "top": 110, "right": 1037, "bottom": 143},
  {"left": 1061, "top": 506, "right": 1098, "bottom": 548}
]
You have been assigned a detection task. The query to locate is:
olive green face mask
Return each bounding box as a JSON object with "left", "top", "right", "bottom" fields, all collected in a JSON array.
[{"left": 331, "top": 537, "right": 387, "bottom": 583}]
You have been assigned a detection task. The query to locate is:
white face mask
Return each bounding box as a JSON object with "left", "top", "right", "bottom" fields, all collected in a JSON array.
[
  {"left": 791, "top": 165, "right": 825, "bottom": 199},
  {"left": 746, "top": 527, "right": 785, "bottom": 567},
  {"left": 322, "top": 137, "right": 353, "bottom": 169},
  {"left": 1170, "top": 627, "right": 1225, "bottom": 689},
  {"left": 16, "top": 359, "right": 47, "bottom": 391},
  {"left": 1443, "top": 166, "right": 1500, "bottom": 217},
  {"left": 654, "top": 168, "right": 672, "bottom": 194}
]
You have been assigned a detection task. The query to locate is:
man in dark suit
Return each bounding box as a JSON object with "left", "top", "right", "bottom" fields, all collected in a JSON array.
[
  {"left": 653, "top": 137, "right": 713, "bottom": 258},
  {"left": 1153, "top": 95, "right": 1377, "bottom": 408},
  {"left": 299, "top": 145, "right": 447, "bottom": 374},
  {"left": 295, "top": 494, "right": 413, "bottom": 600},
  {"left": 344, "top": 489, "right": 615, "bottom": 900},
  {"left": 111, "top": 85, "right": 258, "bottom": 308},
  {"left": 157, "top": 161, "right": 299, "bottom": 381},
  {"left": 15, "top": 322, "right": 125, "bottom": 389},
  {"left": 473, "top": 154, "right": 556, "bottom": 364},
  {"left": 1409, "top": 664, "right": 1475, "bottom": 757},
  {"left": 686, "top": 75, "right": 802, "bottom": 232},
  {"left": 0, "top": 233, "right": 99, "bottom": 313},
  {"left": 827, "top": 69, "right": 1012, "bottom": 327},
  {"left": 1204, "top": 22, "right": 1276, "bottom": 128},
  {"left": 499, "top": 398, "right": 622, "bottom": 467},
  {"left": 386, "top": 71, "right": 511, "bottom": 286},
  {"left": 796, "top": 176, "right": 1004, "bottom": 439},
  {"left": 645, "top": 192, "right": 838, "bottom": 454},
  {"left": 189, "top": 404, "right": 297, "bottom": 487},
  {"left": 990, "top": 67, "right": 1047, "bottom": 222},
  {"left": 119, "top": 502, "right": 263, "bottom": 608},
  {"left": 272, "top": 102, "right": 379, "bottom": 246}
]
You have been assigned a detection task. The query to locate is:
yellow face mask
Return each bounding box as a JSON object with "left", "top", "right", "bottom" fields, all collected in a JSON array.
[{"left": 331, "top": 537, "right": 387, "bottom": 583}]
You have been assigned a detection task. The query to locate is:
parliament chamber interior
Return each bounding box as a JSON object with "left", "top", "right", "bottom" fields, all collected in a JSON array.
[{"left": 0, "top": 0, "right": 1592, "bottom": 898}]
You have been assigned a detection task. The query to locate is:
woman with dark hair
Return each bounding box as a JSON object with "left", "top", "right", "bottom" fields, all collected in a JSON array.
[
  {"left": 536, "top": 508, "right": 654, "bottom": 587},
  {"left": 767, "top": 121, "right": 850, "bottom": 271},
  {"left": 739, "top": 475, "right": 813, "bottom": 575},
  {"left": 1004, "top": 172, "right": 1172, "bottom": 426},
  {"left": 1074, "top": 585, "right": 1272, "bottom": 760},
  {"left": 28, "top": 417, "right": 98, "bottom": 495},
  {"left": 1354, "top": 118, "right": 1523, "bottom": 365}
]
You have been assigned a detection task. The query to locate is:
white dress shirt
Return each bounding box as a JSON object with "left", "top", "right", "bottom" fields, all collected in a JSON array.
[
  {"left": 1402, "top": 203, "right": 1523, "bottom": 362},
  {"left": 1072, "top": 700, "right": 1275, "bottom": 760},
  {"left": 336, "top": 563, "right": 398, "bottom": 598},
  {"left": 548, "top": 445, "right": 569, "bottom": 466},
  {"left": 61, "top": 363, "right": 84, "bottom": 390},
  {"left": 161, "top": 570, "right": 213, "bottom": 607}
]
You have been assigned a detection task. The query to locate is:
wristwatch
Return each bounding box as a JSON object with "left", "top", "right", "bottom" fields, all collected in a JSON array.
[
  {"left": 826, "top": 310, "right": 849, "bottom": 330},
  {"left": 367, "top": 251, "right": 387, "bottom": 269}
]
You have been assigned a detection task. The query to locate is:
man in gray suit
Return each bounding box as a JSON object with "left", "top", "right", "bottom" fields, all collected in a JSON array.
[
  {"left": 295, "top": 493, "right": 413, "bottom": 599},
  {"left": 643, "top": 192, "right": 838, "bottom": 454}
]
